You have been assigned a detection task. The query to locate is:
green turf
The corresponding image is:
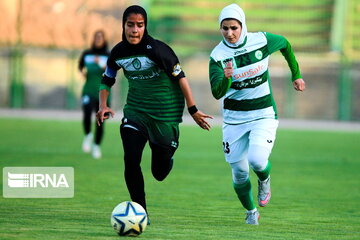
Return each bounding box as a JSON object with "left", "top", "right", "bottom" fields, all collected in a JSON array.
[{"left": 0, "top": 118, "right": 359, "bottom": 239}]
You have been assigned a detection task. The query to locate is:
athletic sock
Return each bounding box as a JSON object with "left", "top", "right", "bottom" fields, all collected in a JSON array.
[
  {"left": 254, "top": 161, "right": 271, "bottom": 181},
  {"left": 233, "top": 178, "right": 256, "bottom": 211},
  {"left": 246, "top": 208, "right": 258, "bottom": 213}
]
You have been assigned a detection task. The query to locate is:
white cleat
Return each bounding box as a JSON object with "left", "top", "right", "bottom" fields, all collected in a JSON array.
[
  {"left": 82, "top": 133, "right": 93, "bottom": 153},
  {"left": 258, "top": 176, "right": 271, "bottom": 207},
  {"left": 245, "top": 209, "right": 260, "bottom": 225},
  {"left": 92, "top": 144, "right": 102, "bottom": 159}
]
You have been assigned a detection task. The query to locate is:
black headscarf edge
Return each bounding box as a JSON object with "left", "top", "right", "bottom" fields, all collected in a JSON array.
[{"left": 122, "top": 5, "right": 149, "bottom": 42}]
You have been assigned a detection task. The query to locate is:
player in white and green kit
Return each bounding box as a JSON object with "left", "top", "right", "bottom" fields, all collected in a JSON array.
[{"left": 209, "top": 4, "right": 305, "bottom": 225}]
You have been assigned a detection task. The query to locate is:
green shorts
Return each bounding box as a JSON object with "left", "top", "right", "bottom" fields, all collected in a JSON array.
[{"left": 122, "top": 109, "right": 180, "bottom": 149}]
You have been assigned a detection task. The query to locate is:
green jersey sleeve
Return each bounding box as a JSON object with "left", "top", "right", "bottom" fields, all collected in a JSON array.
[
  {"left": 209, "top": 57, "right": 232, "bottom": 99},
  {"left": 265, "top": 32, "right": 302, "bottom": 81}
]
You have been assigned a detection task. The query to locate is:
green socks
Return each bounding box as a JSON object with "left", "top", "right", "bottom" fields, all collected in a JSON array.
[
  {"left": 233, "top": 161, "right": 272, "bottom": 210},
  {"left": 233, "top": 178, "right": 256, "bottom": 211},
  {"left": 254, "top": 161, "right": 271, "bottom": 181}
]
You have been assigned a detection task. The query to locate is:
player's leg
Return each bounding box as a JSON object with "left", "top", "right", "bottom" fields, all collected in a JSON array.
[
  {"left": 224, "top": 123, "right": 259, "bottom": 224},
  {"left": 248, "top": 144, "right": 271, "bottom": 180},
  {"left": 231, "top": 160, "right": 260, "bottom": 225},
  {"left": 248, "top": 119, "right": 278, "bottom": 207},
  {"left": 82, "top": 95, "right": 93, "bottom": 153},
  {"left": 230, "top": 160, "right": 256, "bottom": 211},
  {"left": 92, "top": 98, "right": 104, "bottom": 159},
  {"left": 148, "top": 122, "right": 178, "bottom": 181},
  {"left": 248, "top": 144, "right": 271, "bottom": 207},
  {"left": 149, "top": 142, "right": 176, "bottom": 181},
  {"left": 120, "top": 120, "right": 148, "bottom": 211}
]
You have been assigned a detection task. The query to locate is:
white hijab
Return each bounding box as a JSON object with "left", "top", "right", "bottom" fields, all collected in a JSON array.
[{"left": 218, "top": 4, "right": 248, "bottom": 47}]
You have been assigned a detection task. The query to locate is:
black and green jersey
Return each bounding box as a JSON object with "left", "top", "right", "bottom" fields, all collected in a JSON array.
[
  {"left": 209, "top": 32, "right": 302, "bottom": 124},
  {"left": 79, "top": 49, "right": 109, "bottom": 98},
  {"left": 101, "top": 35, "right": 186, "bottom": 123}
]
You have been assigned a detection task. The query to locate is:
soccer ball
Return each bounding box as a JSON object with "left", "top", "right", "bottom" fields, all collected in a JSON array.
[{"left": 110, "top": 201, "right": 148, "bottom": 237}]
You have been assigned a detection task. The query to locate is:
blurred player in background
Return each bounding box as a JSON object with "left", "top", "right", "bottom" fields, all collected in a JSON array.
[
  {"left": 209, "top": 4, "right": 305, "bottom": 225},
  {"left": 96, "top": 5, "right": 212, "bottom": 218},
  {"left": 79, "top": 30, "right": 110, "bottom": 159}
]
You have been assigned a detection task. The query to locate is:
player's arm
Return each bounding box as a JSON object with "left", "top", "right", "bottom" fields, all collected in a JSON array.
[
  {"left": 179, "top": 77, "right": 213, "bottom": 131},
  {"left": 78, "top": 51, "right": 87, "bottom": 78},
  {"left": 152, "top": 40, "right": 213, "bottom": 130},
  {"left": 265, "top": 32, "right": 305, "bottom": 91},
  {"left": 209, "top": 57, "right": 232, "bottom": 99},
  {"left": 96, "top": 66, "right": 116, "bottom": 126}
]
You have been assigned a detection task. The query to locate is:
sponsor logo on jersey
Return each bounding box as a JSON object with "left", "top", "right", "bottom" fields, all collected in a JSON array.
[
  {"left": 231, "top": 75, "right": 264, "bottom": 89},
  {"left": 128, "top": 70, "right": 160, "bottom": 80},
  {"left": 233, "top": 64, "right": 265, "bottom": 80}
]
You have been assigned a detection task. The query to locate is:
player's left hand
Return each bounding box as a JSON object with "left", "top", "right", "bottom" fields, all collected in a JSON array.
[
  {"left": 293, "top": 78, "right": 305, "bottom": 91},
  {"left": 191, "top": 110, "right": 213, "bottom": 131}
]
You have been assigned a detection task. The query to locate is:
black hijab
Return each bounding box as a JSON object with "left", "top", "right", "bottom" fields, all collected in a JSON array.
[{"left": 122, "top": 5, "right": 150, "bottom": 47}]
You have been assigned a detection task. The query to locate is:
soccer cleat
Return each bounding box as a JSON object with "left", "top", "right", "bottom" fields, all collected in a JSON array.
[
  {"left": 245, "top": 210, "right": 260, "bottom": 225},
  {"left": 82, "top": 133, "right": 93, "bottom": 153},
  {"left": 258, "top": 176, "right": 271, "bottom": 207},
  {"left": 92, "top": 144, "right": 102, "bottom": 159}
]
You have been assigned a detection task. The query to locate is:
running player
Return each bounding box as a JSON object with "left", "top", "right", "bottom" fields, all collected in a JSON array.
[
  {"left": 79, "top": 30, "right": 110, "bottom": 159},
  {"left": 209, "top": 4, "right": 305, "bottom": 225},
  {"left": 96, "top": 5, "right": 212, "bottom": 217}
]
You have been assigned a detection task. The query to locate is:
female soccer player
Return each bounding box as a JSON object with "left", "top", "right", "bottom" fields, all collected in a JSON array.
[
  {"left": 79, "top": 30, "right": 110, "bottom": 159},
  {"left": 209, "top": 4, "right": 305, "bottom": 225},
  {"left": 96, "top": 5, "right": 212, "bottom": 217}
]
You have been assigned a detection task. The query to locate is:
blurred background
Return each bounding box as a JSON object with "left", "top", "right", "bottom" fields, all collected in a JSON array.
[{"left": 0, "top": 0, "right": 359, "bottom": 121}]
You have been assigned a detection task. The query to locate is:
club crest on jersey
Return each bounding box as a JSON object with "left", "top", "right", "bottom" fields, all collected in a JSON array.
[
  {"left": 172, "top": 63, "right": 182, "bottom": 76},
  {"left": 255, "top": 50, "right": 263, "bottom": 60},
  {"left": 132, "top": 58, "right": 142, "bottom": 70}
]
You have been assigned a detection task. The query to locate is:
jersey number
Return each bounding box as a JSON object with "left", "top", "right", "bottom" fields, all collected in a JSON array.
[{"left": 222, "top": 142, "right": 230, "bottom": 154}]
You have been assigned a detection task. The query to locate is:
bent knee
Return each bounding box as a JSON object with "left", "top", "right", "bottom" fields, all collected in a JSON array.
[
  {"left": 248, "top": 145, "right": 270, "bottom": 171},
  {"left": 152, "top": 171, "right": 169, "bottom": 181}
]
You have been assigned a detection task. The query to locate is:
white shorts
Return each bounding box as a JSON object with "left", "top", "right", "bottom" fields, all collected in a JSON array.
[{"left": 222, "top": 119, "right": 279, "bottom": 163}]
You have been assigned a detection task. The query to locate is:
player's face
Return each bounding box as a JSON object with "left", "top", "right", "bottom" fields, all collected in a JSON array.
[
  {"left": 125, "top": 13, "right": 145, "bottom": 45},
  {"left": 221, "top": 20, "right": 242, "bottom": 44},
  {"left": 94, "top": 32, "right": 105, "bottom": 48}
]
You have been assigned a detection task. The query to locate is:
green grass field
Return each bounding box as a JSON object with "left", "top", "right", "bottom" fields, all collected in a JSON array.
[{"left": 0, "top": 118, "right": 359, "bottom": 240}]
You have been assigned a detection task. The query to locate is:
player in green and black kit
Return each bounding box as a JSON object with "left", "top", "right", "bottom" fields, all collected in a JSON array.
[
  {"left": 96, "top": 5, "right": 212, "bottom": 216},
  {"left": 79, "top": 30, "right": 109, "bottom": 159}
]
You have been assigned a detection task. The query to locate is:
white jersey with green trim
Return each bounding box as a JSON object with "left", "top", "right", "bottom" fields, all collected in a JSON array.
[{"left": 210, "top": 32, "right": 277, "bottom": 124}]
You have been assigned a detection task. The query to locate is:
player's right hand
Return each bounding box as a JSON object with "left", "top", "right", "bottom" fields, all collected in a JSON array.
[
  {"left": 96, "top": 106, "right": 115, "bottom": 126},
  {"left": 224, "top": 61, "right": 233, "bottom": 79}
]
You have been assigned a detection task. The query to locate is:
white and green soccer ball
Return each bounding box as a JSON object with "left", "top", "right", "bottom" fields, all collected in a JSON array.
[{"left": 110, "top": 201, "right": 148, "bottom": 237}]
